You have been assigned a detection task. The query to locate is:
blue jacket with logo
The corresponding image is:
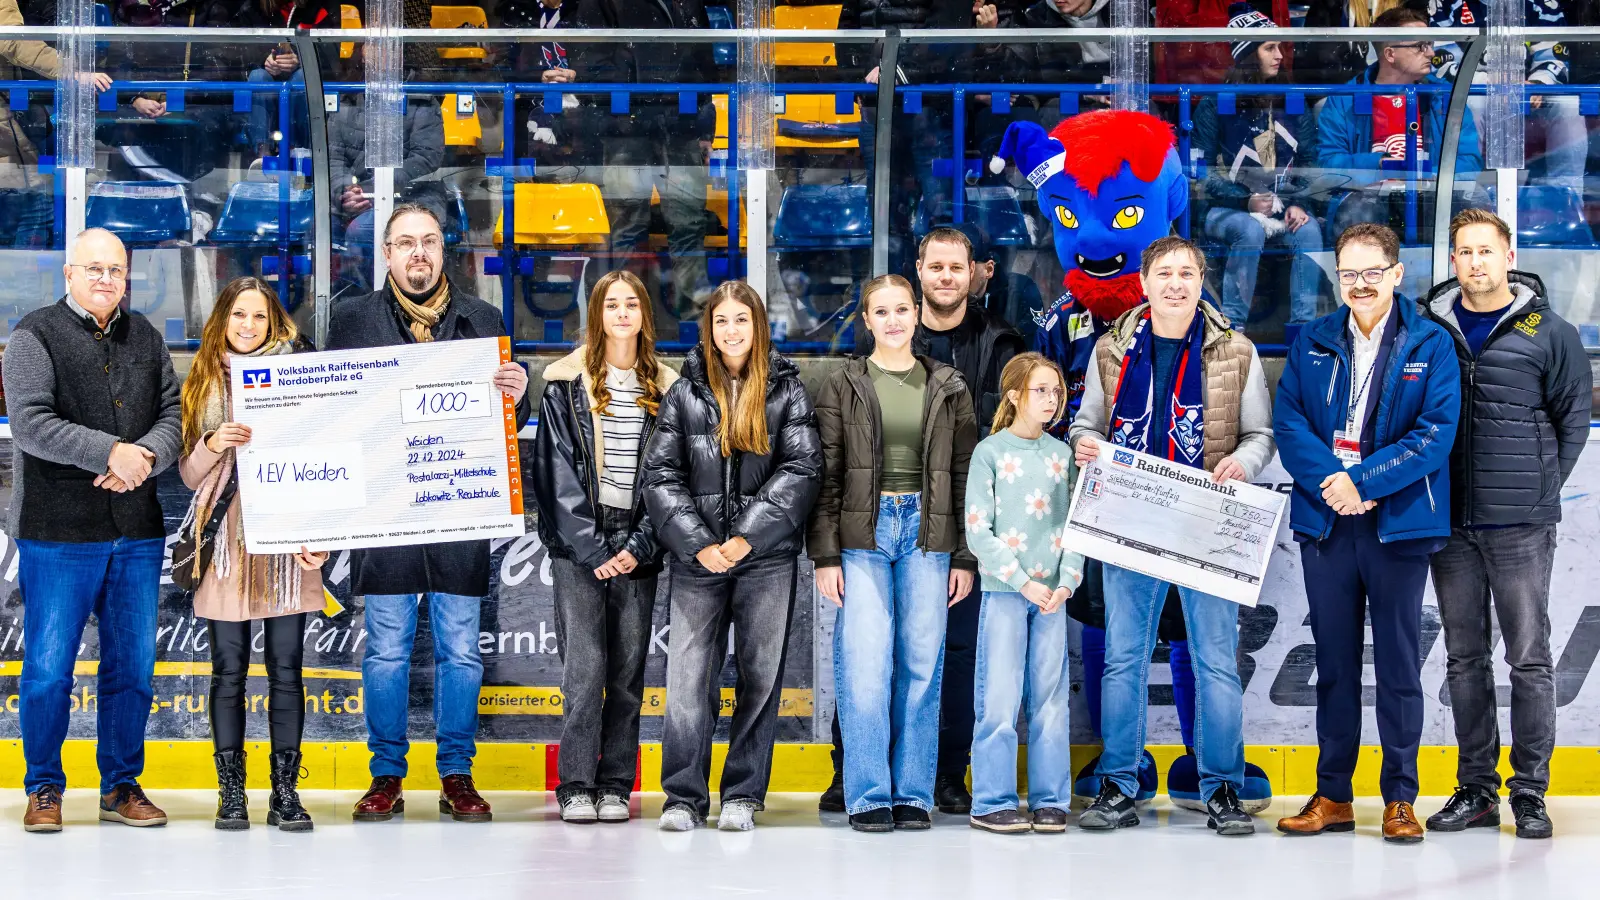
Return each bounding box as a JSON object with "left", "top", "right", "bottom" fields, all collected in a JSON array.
[{"left": 1273, "top": 295, "right": 1461, "bottom": 545}]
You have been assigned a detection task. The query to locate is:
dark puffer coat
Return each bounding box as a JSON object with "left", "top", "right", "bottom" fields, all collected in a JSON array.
[
  {"left": 641, "top": 345, "right": 822, "bottom": 567},
  {"left": 806, "top": 356, "right": 978, "bottom": 571}
]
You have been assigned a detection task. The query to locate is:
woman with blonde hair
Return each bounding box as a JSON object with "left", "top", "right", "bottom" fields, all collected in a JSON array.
[
  {"left": 642, "top": 281, "right": 822, "bottom": 832},
  {"left": 531, "top": 269, "right": 678, "bottom": 824},
  {"left": 176, "top": 276, "right": 326, "bottom": 832}
]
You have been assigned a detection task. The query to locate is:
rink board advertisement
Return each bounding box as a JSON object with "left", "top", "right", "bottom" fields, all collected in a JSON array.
[{"left": 0, "top": 431, "right": 1596, "bottom": 747}]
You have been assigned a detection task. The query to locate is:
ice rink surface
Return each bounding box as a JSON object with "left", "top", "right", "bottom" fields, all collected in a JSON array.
[{"left": 4, "top": 791, "right": 1592, "bottom": 898}]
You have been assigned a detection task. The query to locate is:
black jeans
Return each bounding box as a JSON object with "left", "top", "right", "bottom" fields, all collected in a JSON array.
[
  {"left": 208, "top": 615, "right": 306, "bottom": 754},
  {"left": 1431, "top": 525, "right": 1559, "bottom": 796},
  {"left": 937, "top": 586, "right": 981, "bottom": 779},
  {"left": 551, "top": 504, "right": 658, "bottom": 801},
  {"left": 661, "top": 554, "right": 798, "bottom": 820}
]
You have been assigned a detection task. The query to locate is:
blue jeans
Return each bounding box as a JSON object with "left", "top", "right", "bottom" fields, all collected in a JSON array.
[
  {"left": 1097, "top": 565, "right": 1244, "bottom": 804},
  {"left": 247, "top": 67, "right": 306, "bottom": 151},
  {"left": 362, "top": 592, "right": 484, "bottom": 778},
  {"left": 17, "top": 538, "right": 163, "bottom": 794},
  {"left": 971, "top": 590, "right": 1072, "bottom": 816},
  {"left": 1204, "top": 206, "right": 1324, "bottom": 327},
  {"left": 835, "top": 493, "right": 951, "bottom": 814}
]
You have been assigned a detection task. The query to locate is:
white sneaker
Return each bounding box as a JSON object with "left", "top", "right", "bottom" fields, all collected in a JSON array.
[
  {"left": 596, "top": 793, "right": 630, "bottom": 823},
  {"left": 559, "top": 794, "right": 597, "bottom": 824},
  {"left": 659, "top": 805, "right": 698, "bottom": 832},
  {"left": 717, "top": 799, "right": 758, "bottom": 832}
]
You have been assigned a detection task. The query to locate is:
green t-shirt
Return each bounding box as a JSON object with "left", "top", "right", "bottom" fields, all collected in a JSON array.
[{"left": 869, "top": 358, "right": 926, "bottom": 494}]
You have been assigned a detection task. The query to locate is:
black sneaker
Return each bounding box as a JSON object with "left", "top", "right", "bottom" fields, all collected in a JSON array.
[
  {"left": 934, "top": 774, "right": 972, "bottom": 814},
  {"left": 1510, "top": 791, "right": 1553, "bottom": 839},
  {"left": 849, "top": 807, "right": 894, "bottom": 833},
  {"left": 1078, "top": 781, "right": 1139, "bottom": 831},
  {"left": 969, "top": 808, "right": 1031, "bottom": 834},
  {"left": 1426, "top": 785, "right": 1499, "bottom": 832},
  {"left": 1205, "top": 784, "right": 1255, "bottom": 836},
  {"left": 818, "top": 771, "right": 845, "bottom": 814},
  {"left": 892, "top": 805, "right": 931, "bottom": 830}
]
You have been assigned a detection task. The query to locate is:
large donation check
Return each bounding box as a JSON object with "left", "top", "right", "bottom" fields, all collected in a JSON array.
[
  {"left": 230, "top": 337, "right": 525, "bottom": 553},
  {"left": 1064, "top": 446, "right": 1286, "bottom": 607}
]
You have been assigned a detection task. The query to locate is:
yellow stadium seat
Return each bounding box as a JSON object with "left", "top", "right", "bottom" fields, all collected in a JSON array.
[
  {"left": 493, "top": 182, "right": 610, "bottom": 248},
  {"left": 340, "top": 4, "right": 360, "bottom": 60},
  {"left": 704, "top": 185, "right": 747, "bottom": 249},
  {"left": 431, "top": 6, "right": 488, "bottom": 61},
  {"left": 441, "top": 94, "right": 482, "bottom": 147},
  {"left": 773, "top": 4, "right": 840, "bottom": 67},
  {"left": 712, "top": 92, "right": 862, "bottom": 152}
]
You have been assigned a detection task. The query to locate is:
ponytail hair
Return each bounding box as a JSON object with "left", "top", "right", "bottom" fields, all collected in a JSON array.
[{"left": 990, "top": 351, "right": 1066, "bottom": 435}]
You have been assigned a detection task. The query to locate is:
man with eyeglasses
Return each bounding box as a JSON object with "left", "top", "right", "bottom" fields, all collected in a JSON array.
[
  {"left": 326, "top": 204, "right": 531, "bottom": 825},
  {"left": 3, "top": 228, "right": 181, "bottom": 832},
  {"left": 1316, "top": 7, "right": 1483, "bottom": 234},
  {"left": 1069, "top": 235, "right": 1275, "bottom": 836},
  {"left": 1274, "top": 223, "right": 1460, "bottom": 844}
]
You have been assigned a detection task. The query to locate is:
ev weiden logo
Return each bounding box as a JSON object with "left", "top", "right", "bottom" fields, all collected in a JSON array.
[
  {"left": 1111, "top": 449, "right": 1135, "bottom": 467},
  {"left": 241, "top": 368, "right": 273, "bottom": 389}
]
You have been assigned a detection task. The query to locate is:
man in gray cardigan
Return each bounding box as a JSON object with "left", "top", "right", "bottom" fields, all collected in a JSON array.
[{"left": 3, "top": 228, "right": 181, "bottom": 833}]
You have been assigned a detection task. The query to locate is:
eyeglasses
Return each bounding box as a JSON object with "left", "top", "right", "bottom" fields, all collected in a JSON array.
[
  {"left": 1388, "top": 41, "right": 1433, "bottom": 53},
  {"left": 1025, "top": 386, "right": 1065, "bottom": 402},
  {"left": 70, "top": 264, "right": 127, "bottom": 282},
  {"left": 1336, "top": 263, "right": 1398, "bottom": 286},
  {"left": 385, "top": 236, "right": 443, "bottom": 255}
]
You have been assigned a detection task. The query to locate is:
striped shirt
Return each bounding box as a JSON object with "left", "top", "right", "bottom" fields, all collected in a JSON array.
[{"left": 597, "top": 364, "right": 647, "bottom": 509}]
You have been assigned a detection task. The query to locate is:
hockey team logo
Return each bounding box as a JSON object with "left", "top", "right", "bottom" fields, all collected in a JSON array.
[
  {"left": 1168, "top": 400, "right": 1204, "bottom": 464},
  {"left": 241, "top": 368, "right": 273, "bottom": 389}
]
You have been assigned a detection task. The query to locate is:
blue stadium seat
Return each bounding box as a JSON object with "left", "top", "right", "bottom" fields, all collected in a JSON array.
[
  {"left": 773, "top": 183, "right": 870, "bottom": 249},
  {"left": 85, "top": 182, "right": 190, "bottom": 245},
  {"left": 1516, "top": 185, "right": 1596, "bottom": 248},
  {"left": 914, "top": 185, "right": 1035, "bottom": 247},
  {"left": 207, "top": 181, "right": 313, "bottom": 245}
]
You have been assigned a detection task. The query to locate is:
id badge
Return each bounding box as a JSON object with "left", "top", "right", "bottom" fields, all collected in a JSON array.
[{"left": 1333, "top": 430, "right": 1362, "bottom": 468}]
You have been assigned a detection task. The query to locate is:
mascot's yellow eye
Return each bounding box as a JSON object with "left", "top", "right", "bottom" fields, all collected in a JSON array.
[
  {"left": 1055, "top": 206, "right": 1079, "bottom": 229},
  {"left": 1112, "top": 205, "right": 1145, "bottom": 229}
]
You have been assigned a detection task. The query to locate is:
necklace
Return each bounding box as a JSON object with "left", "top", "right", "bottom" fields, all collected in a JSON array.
[{"left": 870, "top": 358, "right": 917, "bottom": 387}]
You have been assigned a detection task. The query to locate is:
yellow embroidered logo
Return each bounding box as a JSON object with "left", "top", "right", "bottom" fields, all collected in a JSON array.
[{"left": 1516, "top": 312, "right": 1542, "bottom": 337}]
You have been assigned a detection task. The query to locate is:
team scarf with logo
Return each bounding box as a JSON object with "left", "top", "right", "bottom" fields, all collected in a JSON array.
[{"left": 1108, "top": 310, "right": 1207, "bottom": 469}]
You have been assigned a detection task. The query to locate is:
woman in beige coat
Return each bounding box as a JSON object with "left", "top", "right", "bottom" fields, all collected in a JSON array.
[{"left": 177, "top": 276, "right": 326, "bottom": 832}]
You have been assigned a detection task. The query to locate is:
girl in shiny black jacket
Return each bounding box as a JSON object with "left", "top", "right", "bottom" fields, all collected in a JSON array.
[
  {"left": 642, "top": 281, "right": 822, "bottom": 832},
  {"left": 531, "top": 271, "right": 678, "bottom": 825}
]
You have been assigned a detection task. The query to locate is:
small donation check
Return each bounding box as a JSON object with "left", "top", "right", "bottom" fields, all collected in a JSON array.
[
  {"left": 1064, "top": 446, "right": 1286, "bottom": 607},
  {"left": 230, "top": 337, "right": 525, "bottom": 553}
]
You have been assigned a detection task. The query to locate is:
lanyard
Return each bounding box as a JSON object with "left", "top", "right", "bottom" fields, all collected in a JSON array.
[{"left": 1344, "top": 345, "right": 1380, "bottom": 434}]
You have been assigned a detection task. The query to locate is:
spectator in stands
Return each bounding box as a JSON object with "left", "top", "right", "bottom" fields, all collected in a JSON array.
[
  {"left": 1194, "top": 3, "right": 1325, "bottom": 327},
  {"left": 1422, "top": 209, "right": 1591, "bottom": 841},
  {"left": 1154, "top": 0, "right": 1293, "bottom": 86},
  {"left": 327, "top": 92, "right": 446, "bottom": 292},
  {"left": 5, "top": 228, "right": 182, "bottom": 833},
  {"left": 1012, "top": 0, "right": 1111, "bottom": 93},
  {"left": 0, "top": 0, "right": 110, "bottom": 248},
  {"left": 950, "top": 220, "right": 1044, "bottom": 346},
  {"left": 571, "top": 0, "right": 718, "bottom": 320},
  {"left": 236, "top": 0, "right": 337, "bottom": 159},
  {"left": 497, "top": 0, "right": 582, "bottom": 166},
  {"left": 328, "top": 204, "right": 531, "bottom": 827},
  {"left": 1315, "top": 7, "right": 1483, "bottom": 234},
  {"left": 1300, "top": 0, "right": 1408, "bottom": 86}
]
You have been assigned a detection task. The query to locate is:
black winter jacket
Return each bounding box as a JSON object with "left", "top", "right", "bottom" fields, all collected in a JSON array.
[
  {"left": 325, "top": 279, "right": 533, "bottom": 597},
  {"left": 1425, "top": 271, "right": 1593, "bottom": 528},
  {"left": 530, "top": 346, "right": 678, "bottom": 576},
  {"left": 857, "top": 302, "right": 1025, "bottom": 432},
  {"left": 641, "top": 345, "right": 822, "bottom": 567}
]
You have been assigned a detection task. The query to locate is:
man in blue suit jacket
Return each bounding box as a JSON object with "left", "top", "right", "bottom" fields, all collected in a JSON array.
[{"left": 1272, "top": 223, "right": 1461, "bottom": 845}]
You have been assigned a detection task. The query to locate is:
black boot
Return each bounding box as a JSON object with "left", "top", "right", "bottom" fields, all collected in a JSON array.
[
  {"left": 267, "top": 750, "right": 314, "bottom": 832},
  {"left": 213, "top": 750, "right": 249, "bottom": 830}
]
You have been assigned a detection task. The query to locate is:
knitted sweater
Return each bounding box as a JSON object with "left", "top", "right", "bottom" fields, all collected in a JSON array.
[{"left": 964, "top": 429, "right": 1085, "bottom": 595}]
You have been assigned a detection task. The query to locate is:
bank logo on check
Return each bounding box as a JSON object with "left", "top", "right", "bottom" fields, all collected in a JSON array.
[
  {"left": 241, "top": 368, "right": 273, "bottom": 389},
  {"left": 1111, "top": 449, "right": 1135, "bottom": 466}
]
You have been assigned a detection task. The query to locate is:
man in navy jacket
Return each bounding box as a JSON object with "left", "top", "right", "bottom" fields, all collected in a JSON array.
[{"left": 1272, "top": 223, "right": 1460, "bottom": 845}]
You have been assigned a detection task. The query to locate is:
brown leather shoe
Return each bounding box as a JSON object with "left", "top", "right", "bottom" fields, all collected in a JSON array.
[
  {"left": 99, "top": 783, "right": 167, "bottom": 827},
  {"left": 1277, "top": 794, "right": 1355, "bottom": 835},
  {"left": 439, "top": 774, "right": 492, "bottom": 822},
  {"left": 1384, "top": 801, "right": 1425, "bottom": 844},
  {"left": 353, "top": 776, "right": 405, "bottom": 822},
  {"left": 23, "top": 785, "right": 62, "bottom": 833}
]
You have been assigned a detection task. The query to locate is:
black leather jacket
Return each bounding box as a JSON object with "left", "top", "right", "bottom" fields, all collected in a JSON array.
[
  {"left": 530, "top": 347, "right": 677, "bottom": 576},
  {"left": 642, "top": 345, "right": 822, "bottom": 567}
]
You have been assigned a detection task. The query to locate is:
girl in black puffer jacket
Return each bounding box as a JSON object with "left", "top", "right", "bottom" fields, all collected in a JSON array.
[{"left": 642, "top": 281, "right": 822, "bottom": 832}]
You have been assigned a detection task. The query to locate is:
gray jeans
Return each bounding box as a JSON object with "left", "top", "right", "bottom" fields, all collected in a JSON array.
[
  {"left": 551, "top": 505, "right": 658, "bottom": 801},
  {"left": 660, "top": 554, "right": 798, "bottom": 820},
  {"left": 1430, "top": 524, "right": 1558, "bottom": 796}
]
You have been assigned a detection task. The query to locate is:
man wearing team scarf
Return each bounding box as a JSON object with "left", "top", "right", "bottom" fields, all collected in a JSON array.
[{"left": 1069, "top": 235, "right": 1275, "bottom": 836}]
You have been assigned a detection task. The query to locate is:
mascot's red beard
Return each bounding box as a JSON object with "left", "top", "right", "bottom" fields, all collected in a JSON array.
[{"left": 1064, "top": 268, "right": 1145, "bottom": 322}]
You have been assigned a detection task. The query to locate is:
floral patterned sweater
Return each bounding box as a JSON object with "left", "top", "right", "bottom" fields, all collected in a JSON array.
[{"left": 964, "top": 429, "right": 1086, "bottom": 596}]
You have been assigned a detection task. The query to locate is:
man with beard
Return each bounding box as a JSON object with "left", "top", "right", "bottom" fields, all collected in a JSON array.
[{"left": 327, "top": 205, "right": 532, "bottom": 825}]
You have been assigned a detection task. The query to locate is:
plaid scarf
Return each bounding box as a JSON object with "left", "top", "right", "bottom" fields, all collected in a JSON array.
[
  {"left": 1108, "top": 310, "right": 1207, "bottom": 469},
  {"left": 389, "top": 275, "right": 451, "bottom": 343}
]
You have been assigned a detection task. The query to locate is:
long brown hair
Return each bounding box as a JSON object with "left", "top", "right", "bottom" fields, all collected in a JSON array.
[
  {"left": 700, "top": 281, "right": 772, "bottom": 456},
  {"left": 583, "top": 270, "right": 665, "bottom": 416},
  {"left": 990, "top": 352, "right": 1065, "bottom": 435},
  {"left": 180, "top": 277, "right": 298, "bottom": 451}
]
